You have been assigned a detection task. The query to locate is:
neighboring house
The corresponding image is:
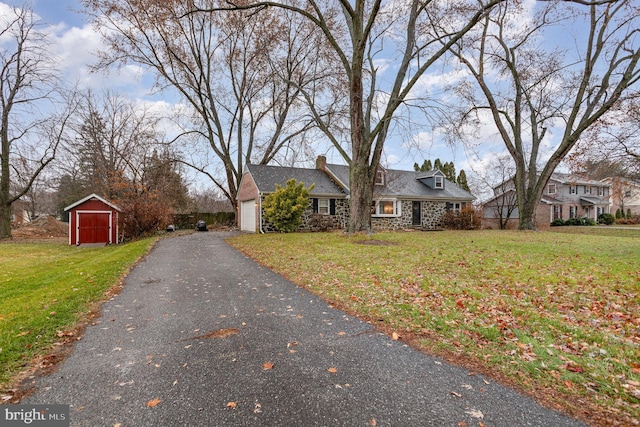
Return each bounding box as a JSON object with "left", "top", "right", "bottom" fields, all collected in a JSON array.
[
  {"left": 10, "top": 200, "right": 31, "bottom": 227},
  {"left": 482, "top": 172, "right": 611, "bottom": 229},
  {"left": 601, "top": 176, "right": 640, "bottom": 217},
  {"left": 236, "top": 156, "right": 475, "bottom": 232}
]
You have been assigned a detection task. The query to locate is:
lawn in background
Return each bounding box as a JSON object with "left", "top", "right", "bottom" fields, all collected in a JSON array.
[
  {"left": 228, "top": 229, "right": 640, "bottom": 425},
  {"left": 0, "top": 238, "right": 157, "bottom": 387}
]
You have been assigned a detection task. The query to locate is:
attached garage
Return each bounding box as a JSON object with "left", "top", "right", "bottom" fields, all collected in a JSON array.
[
  {"left": 240, "top": 199, "right": 256, "bottom": 232},
  {"left": 64, "top": 194, "right": 121, "bottom": 245}
]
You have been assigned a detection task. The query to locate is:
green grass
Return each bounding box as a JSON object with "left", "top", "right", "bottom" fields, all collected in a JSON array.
[
  {"left": 0, "top": 238, "right": 157, "bottom": 386},
  {"left": 228, "top": 230, "right": 640, "bottom": 424}
]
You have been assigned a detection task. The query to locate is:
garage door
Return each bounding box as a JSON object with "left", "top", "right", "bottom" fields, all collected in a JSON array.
[
  {"left": 241, "top": 200, "right": 256, "bottom": 232},
  {"left": 78, "top": 212, "right": 111, "bottom": 244}
]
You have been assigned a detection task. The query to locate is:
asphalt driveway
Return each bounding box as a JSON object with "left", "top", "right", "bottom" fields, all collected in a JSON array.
[{"left": 23, "top": 232, "right": 585, "bottom": 426}]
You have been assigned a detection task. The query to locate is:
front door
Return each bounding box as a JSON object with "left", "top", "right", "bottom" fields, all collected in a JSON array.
[{"left": 412, "top": 201, "right": 421, "bottom": 226}]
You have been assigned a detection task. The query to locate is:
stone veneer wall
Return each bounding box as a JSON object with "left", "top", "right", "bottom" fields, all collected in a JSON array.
[
  {"left": 259, "top": 197, "right": 448, "bottom": 232},
  {"left": 371, "top": 200, "right": 448, "bottom": 231}
]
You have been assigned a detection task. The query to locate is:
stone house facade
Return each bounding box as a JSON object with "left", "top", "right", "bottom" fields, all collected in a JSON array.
[{"left": 236, "top": 156, "right": 475, "bottom": 233}]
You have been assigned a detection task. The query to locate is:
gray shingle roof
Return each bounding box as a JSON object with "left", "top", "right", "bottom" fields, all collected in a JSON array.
[
  {"left": 246, "top": 164, "right": 346, "bottom": 197},
  {"left": 379, "top": 169, "right": 474, "bottom": 201},
  {"left": 247, "top": 163, "right": 474, "bottom": 201}
]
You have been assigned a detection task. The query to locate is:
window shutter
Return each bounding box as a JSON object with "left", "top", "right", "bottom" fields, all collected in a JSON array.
[
  {"left": 312, "top": 198, "right": 318, "bottom": 213},
  {"left": 330, "top": 199, "right": 336, "bottom": 215}
]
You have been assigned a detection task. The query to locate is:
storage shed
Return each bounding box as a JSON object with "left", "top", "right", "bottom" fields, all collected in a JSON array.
[{"left": 64, "top": 194, "right": 121, "bottom": 246}]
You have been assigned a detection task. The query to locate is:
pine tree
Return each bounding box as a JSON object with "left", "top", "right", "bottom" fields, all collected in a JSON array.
[{"left": 457, "top": 170, "right": 470, "bottom": 192}]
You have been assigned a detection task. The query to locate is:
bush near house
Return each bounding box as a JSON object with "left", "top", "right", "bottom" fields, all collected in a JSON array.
[
  {"left": 598, "top": 213, "right": 615, "bottom": 225},
  {"left": 440, "top": 206, "right": 480, "bottom": 230},
  {"left": 262, "top": 179, "right": 314, "bottom": 233}
]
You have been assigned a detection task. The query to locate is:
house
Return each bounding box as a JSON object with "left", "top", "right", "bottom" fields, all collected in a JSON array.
[
  {"left": 64, "top": 194, "right": 121, "bottom": 245},
  {"left": 482, "top": 172, "right": 611, "bottom": 229},
  {"left": 601, "top": 176, "right": 640, "bottom": 217},
  {"left": 10, "top": 200, "right": 31, "bottom": 227},
  {"left": 236, "top": 156, "right": 475, "bottom": 232}
]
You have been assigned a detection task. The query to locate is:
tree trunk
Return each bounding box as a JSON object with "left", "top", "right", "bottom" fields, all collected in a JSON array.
[
  {"left": 518, "top": 197, "right": 538, "bottom": 230},
  {"left": 348, "top": 161, "right": 373, "bottom": 233},
  {"left": 0, "top": 202, "right": 11, "bottom": 239}
]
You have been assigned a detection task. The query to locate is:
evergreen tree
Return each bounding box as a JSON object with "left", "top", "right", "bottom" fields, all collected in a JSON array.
[{"left": 457, "top": 170, "right": 470, "bottom": 192}]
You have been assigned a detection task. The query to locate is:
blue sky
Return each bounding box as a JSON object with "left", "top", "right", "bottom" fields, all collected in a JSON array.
[{"left": 1, "top": 0, "right": 505, "bottom": 197}]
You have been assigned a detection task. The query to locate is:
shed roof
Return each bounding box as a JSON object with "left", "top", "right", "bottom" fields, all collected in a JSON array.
[{"left": 64, "top": 193, "right": 122, "bottom": 212}]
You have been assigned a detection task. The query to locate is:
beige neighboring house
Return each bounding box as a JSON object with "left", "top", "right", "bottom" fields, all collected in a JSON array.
[
  {"left": 482, "top": 172, "right": 611, "bottom": 229},
  {"left": 10, "top": 200, "right": 31, "bottom": 227},
  {"left": 601, "top": 177, "right": 640, "bottom": 217}
]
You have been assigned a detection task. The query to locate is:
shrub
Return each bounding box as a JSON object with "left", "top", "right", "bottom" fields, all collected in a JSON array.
[
  {"left": 598, "top": 213, "right": 615, "bottom": 225},
  {"left": 564, "top": 217, "right": 596, "bottom": 226},
  {"left": 551, "top": 218, "right": 565, "bottom": 226},
  {"left": 441, "top": 206, "right": 480, "bottom": 230},
  {"left": 306, "top": 213, "right": 335, "bottom": 232},
  {"left": 262, "top": 179, "right": 314, "bottom": 232},
  {"left": 616, "top": 208, "right": 623, "bottom": 219}
]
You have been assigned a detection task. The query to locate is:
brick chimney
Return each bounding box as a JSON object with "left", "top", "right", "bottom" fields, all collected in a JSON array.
[{"left": 316, "top": 155, "right": 327, "bottom": 171}]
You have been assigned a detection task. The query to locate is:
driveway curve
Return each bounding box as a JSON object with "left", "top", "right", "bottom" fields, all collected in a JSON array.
[{"left": 24, "top": 231, "right": 585, "bottom": 426}]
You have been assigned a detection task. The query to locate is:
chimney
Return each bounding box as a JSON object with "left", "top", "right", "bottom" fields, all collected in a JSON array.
[{"left": 316, "top": 155, "right": 327, "bottom": 171}]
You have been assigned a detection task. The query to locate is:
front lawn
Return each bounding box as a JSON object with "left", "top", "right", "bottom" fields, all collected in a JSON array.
[
  {"left": 0, "top": 238, "right": 157, "bottom": 390},
  {"left": 227, "top": 230, "right": 640, "bottom": 426}
]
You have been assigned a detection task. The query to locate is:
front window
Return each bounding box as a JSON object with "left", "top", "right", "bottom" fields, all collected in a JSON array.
[
  {"left": 373, "top": 199, "right": 400, "bottom": 217},
  {"left": 548, "top": 184, "right": 556, "bottom": 194},
  {"left": 569, "top": 206, "right": 576, "bottom": 218},
  {"left": 375, "top": 170, "right": 385, "bottom": 185},
  {"left": 318, "top": 199, "right": 329, "bottom": 215},
  {"left": 570, "top": 186, "right": 576, "bottom": 194},
  {"left": 598, "top": 187, "right": 603, "bottom": 196},
  {"left": 434, "top": 175, "right": 444, "bottom": 189}
]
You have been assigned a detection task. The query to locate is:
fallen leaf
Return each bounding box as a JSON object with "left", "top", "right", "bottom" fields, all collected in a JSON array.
[
  {"left": 287, "top": 341, "right": 298, "bottom": 348},
  {"left": 458, "top": 422, "right": 467, "bottom": 427},
  {"left": 465, "top": 409, "right": 484, "bottom": 419},
  {"left": 226, "top": 401, "right": 237, "bottom": 409},
  {"left": 450, "top": 391, "right": 462, "bottom": 398},
  {"left": 369, "top": 418, "right": 377, "bottom": 426},
  {"left": 262, "top": 362, "right": 274, "bottom": 370},
  {"left": 328, "top": 367, "right": 338, "bottom": 373},
  {"left": 392, "top": 332, "right": 400, "bottom": 341},
  {"left": 146, "top": 398, "right": 161, "bottom": 408}
]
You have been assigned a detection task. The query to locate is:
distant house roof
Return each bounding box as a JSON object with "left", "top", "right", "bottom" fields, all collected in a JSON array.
[
  {"left": 551, "top": 172, "right": 608, "bottom": 187},
  {"left": 246, "top": 164, "right": 346, "bottom": 197}
]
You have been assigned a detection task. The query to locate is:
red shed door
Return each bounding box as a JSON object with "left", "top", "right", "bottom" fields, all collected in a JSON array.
[{"left": 78, "top": 212, "right": 111, "bottom": 244}]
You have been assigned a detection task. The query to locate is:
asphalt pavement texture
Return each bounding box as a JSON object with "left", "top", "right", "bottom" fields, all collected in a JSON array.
[{"left": 23, "top": 231, "right": 587, "bottom": 426}]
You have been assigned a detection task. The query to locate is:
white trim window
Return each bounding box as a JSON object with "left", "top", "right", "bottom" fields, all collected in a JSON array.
[
  {"left": 373, "top": 199, "right": 400, "bottom": 217},
  {"left": 375, "top": 170, "right": 385, "bottom": 186},
  {"left": 548, "top": 184, "right": 556, "bottom": 194},
  {"left": 318, "top": 199, "right": 330, "bottom": 214},
  {"left": 434, "top": 175, "right": 444, "bottom": 189}
]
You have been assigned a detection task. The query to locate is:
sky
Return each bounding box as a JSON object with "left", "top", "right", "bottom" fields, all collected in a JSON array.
[{"left": 0, "top": 0, "right": 537, "bottom": 199}]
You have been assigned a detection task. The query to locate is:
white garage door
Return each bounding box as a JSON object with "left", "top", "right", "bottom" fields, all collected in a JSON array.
[{"left": 241, "top": 200, "right": 256, "bottom": 232}]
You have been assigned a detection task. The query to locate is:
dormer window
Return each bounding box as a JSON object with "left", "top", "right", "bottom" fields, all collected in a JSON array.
[
  {"left": 434, "top": 175, "right": 444, "bottom": 189},
  {"left": 375, "top": 169, "right": 385, "bottom": 186}
]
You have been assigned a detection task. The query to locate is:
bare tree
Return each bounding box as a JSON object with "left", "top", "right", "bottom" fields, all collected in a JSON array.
[
  {"left": 82, "top": 0, "right": 323, "bottom": 210},
  {"left": 447, "top": 0, "right": 640, "bottom": 230},
  {"left": 476, "top": 153, "right": 518, "bottom": 229},
  {"left": 189, "top": 0, "right": 505, "bottom": 232},
  {"left": 0, "top": 5, "right": 75, "bottom": 238},
  {"left": 568, "top": 98, "right": 640, "bottom": 178}
]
